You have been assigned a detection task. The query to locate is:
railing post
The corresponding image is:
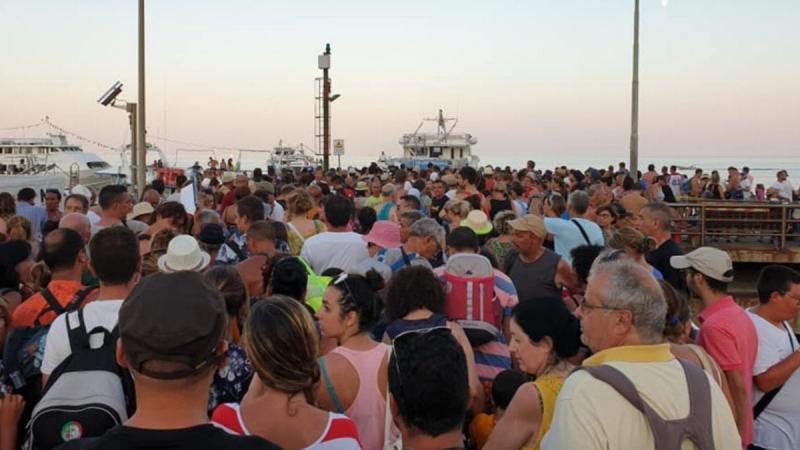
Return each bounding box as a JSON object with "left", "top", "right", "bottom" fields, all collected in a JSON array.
[
  {"left": 781, "top": 205, "right": 787, "bottom": 251},
  {"left": 700, "top": 203, "right": 706, "bottom": 246}
]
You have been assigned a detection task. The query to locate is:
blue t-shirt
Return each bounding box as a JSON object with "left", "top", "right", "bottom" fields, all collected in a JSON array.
[
  {"left": 544, "top": 217, "right": 605, "bottom": 265},
  {"left": 16, "top": 202, "right": 47, "bottom": 239}
]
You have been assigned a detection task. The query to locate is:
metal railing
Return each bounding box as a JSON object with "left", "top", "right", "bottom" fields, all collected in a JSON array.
[{"left": 669, "top": 201, "right": 800, "bottom": 262}]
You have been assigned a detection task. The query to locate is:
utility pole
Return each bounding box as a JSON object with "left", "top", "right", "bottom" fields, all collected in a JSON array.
[
  {"left": 137, "top": 0, "right": 147, "bottom": 196},
  {"left": 321, "top": 44, "right": 331, "bottom": 171},
  {"left": 629, "top": 0, "right": 640, "bottom": 181}
]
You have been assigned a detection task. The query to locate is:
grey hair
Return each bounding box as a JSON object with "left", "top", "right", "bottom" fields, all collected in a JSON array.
[
  {"left": 381, "top": 184, "right": 396, "bottom": 197},
  {"left": 567, "top": 191, "right": 590, "bottom": 215},
  {"left": 641, "top": 202, "right": 673, "bottom": 231},
  {"left": 589, "top": 259, "right": 667, "bottom": 343},
  {"left": 197, "top": 209, "right": 221, "bottom": 228},
  {"left": 409, "top": 218, "right": 446, "bottom": 249}
]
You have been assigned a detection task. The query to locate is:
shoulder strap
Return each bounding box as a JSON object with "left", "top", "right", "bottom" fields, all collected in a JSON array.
[
  {"left": 383, "top": 346, "right": 396, "bottom": 449},
  {"left": 400, "top": 247, "right": 412, "bottom": 268},
  {"left": 68, "top": 285, "right": 97, "bottom": 310},
  {"left": 65, "top": 309, "right": 92, "bottom": 354},
  {"left": 571, "top": 219, "right": 591, "bottom": 245},
  {"left": 33, "top": 288, "right": 66, "bottom": 326},
  {"left": 224, "top": 237, "right": 247, "bottom": 262},
  {"left": 319, "top": 357, "right": 345, "bottom": 413},
  {"left": 286, "top": 222, "right": 305, "bottom": 245}
]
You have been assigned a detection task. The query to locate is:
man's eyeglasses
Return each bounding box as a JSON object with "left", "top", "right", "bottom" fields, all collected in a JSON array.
[{"left": 578, "top": 296, "right": 628, "bottom": 313}]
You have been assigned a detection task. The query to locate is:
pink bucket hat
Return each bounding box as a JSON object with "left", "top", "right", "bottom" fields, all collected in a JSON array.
[{"left": 362, "top": 220, "right": 402, "bottom": 249}]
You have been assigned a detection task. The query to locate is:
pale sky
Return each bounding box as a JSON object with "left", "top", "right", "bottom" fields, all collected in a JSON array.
[{"left": 1, "top": 0, "right": 798, "bottom": 164}]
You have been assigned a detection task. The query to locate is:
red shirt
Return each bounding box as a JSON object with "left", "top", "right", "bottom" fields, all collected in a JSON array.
[{"left": 697, "top": 295, "right": 757, "bottom": 447}]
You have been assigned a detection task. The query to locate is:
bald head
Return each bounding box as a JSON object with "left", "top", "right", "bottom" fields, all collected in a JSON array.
[
  {"left": 143, "top": 189, "right": 161, "bottom": 209},
  {"left": 59, "top": 213, "right": 92, "bottom": 244}
]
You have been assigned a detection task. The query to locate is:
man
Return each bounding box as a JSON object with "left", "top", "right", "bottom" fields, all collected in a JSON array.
[
  {"left": 64, "top": 193, "right": 89, "bottom": 215},
  {"left": 618, "top": 178, "right": 648, "bottom": 215},
  {"left": 389, "top": 328, "right": 469, "bottom": 450},
  {"left": 197, "top": 222, "right": 225, "bottom": 263},
  {"left": 377, "top": 218, "right": 442, "bottom": 273},
  {"left": 41, "top": 227, "right": 140, "bottom": 386},
  {"left": 642, "top": 164, "right": 658, "bottom": 186},
  {"left": 235, "top": 221, "right": 277, "bottom": 297},
  {"left": 768, "top": 170, "right": 794, "bottom": 201},
  {"left": 668, "top": 166, "right": 684, "bottom": 200},
  {"left": 59, "top": 213, "right": 92, "bottom": 246},
  {"left": 740, "top": 167, "right": 754, "bottom": 199},
  {"left": 301, "top": 194, "right": 369, "bottom": 273},
  {"left": 398, "top": 195, "right": 421, "bottom": 213},
  {"left": 690, "top": 168, "right": 705, "bottom": 198},
  {"left": 429, "top": 179, "right": 449, "bottom": 224},
  {"left": 505, "top": 215, "right": 576, "bottom": 304},
  {"left": 58, "top": 271, "right": 280, "bottom": 450},
  {"left": 746, "top": 265, "right": 800, "bottom": 450},
  {"left": 543, "top": 191, "right": 604, "bottom": 265},
  {"left": 217, "top": 195, "right": 264, "bottom": 265},
  {"left": 727, "top": 166, "right": 743, "bottom": 200},
  {"left": 92, "top": 185, "right": 146, "bottom": 236},
  {"left": 141, "top": 189, "right": 161, "bottom": 210},
  {"left": 672, "top": 247, "right": 756, "bottom": 447},
  {"left": 398, "top": 210, "right": 424, "bottom": 244},
  {"left": 442, "top": 174, "right": 459, "bottom": 200},
  {"left": 638, "top": 202, "right": 685, "bottom": 292},
  {"left": 11, "top": 228, "right": 92, "bottom": 328},
  {"left": 542, "top": 259, "right": 739, "bottom": 449},
  {"left": 220, "top": 173, "right": 250, "bottom": 213},
  {"left": 656, "top": 175, "right": 677, "bottom": 203},
  {"left": 15, "top": 187, "right": 47, "bottom": 239}
]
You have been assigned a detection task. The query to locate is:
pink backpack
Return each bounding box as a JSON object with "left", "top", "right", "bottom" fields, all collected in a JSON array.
[{"left": 443, "top": 254, "right": 501, "bottom": 346}]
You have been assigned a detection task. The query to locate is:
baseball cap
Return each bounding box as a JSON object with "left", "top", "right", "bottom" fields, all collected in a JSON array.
[
  {"left": 119, "top": 271, "right": 227, "bottom": 379},
  {"left": 507, "top": 214, "right": 547, "bottom": 239},
  {"left": 197, "top": 223, "right": 225, "bottom": 246},
  {"left": 670, "top": 247, "right": 733, "bottom": 283}
]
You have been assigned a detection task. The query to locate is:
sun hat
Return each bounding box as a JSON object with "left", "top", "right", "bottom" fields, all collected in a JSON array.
[
  {"left": 70, "top": 184, "right": 92, "bottom": 200},
  {"left": 670, "top": 247, "right": 733, "bottom": 283},
  {"left": 507, "top": 214, "right": 547, "bottom": 239},
  {"left": 119, "top": 271, "right": 226, "bottom": 380},
  {"left": 127, "top": 201, "right": 155, "bottom": 221},
  {"left": 484, "top": 166, "right": 494, "bottom": 176},
  {"left": 157, "top": 235, "right": 211, "bottom": 273},
  {"left": 362, "top": 220, "right": 402, "bottom": 249},
  {"left": 197, "top": 223, "right": 225, "bottom": 246},
  {"left": 221, "top": 172, "right": 236, "bottom": 184},
  {"left": 355, "top": 181, "right": 369, "bottom": 192},
  {"left": 442, "top": 174, "right": 458, "bottom": 187},
  {"left": 460, "top": 210, "right": 493, "bottom": 236}
]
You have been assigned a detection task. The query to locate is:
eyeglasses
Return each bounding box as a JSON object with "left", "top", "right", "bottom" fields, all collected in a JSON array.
[
  {"left": 578, "top": 296, "right": 627, "bottom": 313},
  {"left": 391, "top": 326, "right": 452, "bottom": 395}
]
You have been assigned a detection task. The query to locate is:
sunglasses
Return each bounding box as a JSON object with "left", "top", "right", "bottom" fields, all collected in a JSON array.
[{"left": 332, "top": 272, "right": 356, "bottom": 302}]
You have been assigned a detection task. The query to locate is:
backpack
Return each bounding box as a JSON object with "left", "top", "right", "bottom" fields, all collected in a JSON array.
[
  {"left": 442, "top": 253, "right": 501, "bottom": 346},
  {"left": 25, "top": 309, "right": 134, "bottom": 450},
  {"left": 1, "top": 286, "right": 96, "bottom": 392}
]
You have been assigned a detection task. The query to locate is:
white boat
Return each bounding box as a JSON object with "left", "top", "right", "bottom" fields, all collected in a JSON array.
[
  {"left": 391, "top": 109, "right": 479, "bottom": 169},
  {"left": 0, "top": 134, "right": 113, "bottom": 189},
  {"left": 96, "top": 143, "right": 171, "bottom": 185},
  {"left": 269, "top": 141, "right": 320, "bottom": 170}
]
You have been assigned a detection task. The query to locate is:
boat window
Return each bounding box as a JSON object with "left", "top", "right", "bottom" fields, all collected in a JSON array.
[
  {"left": 87, "top": 161, "right": 111, "bottom": 169},
  {"left": 50, "top": 148, "right": 59, "bottom": 152}
]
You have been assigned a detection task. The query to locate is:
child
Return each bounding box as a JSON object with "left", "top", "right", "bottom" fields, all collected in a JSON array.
[{"left": 469, "top": 370, "right": 529, "bottom": 450}]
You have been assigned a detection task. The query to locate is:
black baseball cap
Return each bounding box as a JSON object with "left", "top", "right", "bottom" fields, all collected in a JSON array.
[
  {"left": 197, "top": 223, "right": 225, "bottom": 246},
  {"left": 119, "top": 271, "right": 227, "bottom": 380}
]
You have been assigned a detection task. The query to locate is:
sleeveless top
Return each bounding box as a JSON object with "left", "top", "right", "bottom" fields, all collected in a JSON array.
[
  {"left": 506, "top": 249, "right": 562, "bottom": 300},
  {"left": 377, "top": 202, "right": 395, "bottom": 221},
  {"left": 385, "top": 313, "right": 448, "bottom": 341},
  {"left": 523, "top": 374, "right": 565, "bottom": 450},
  {"left": 211, "top": 405, "right": 363, "bottom": 450},
  {"left": 287, "top": 220, "right": 326, "bottom": 256},
  {"left": 327, "top": 344, "right": 396, "bottom": 450},
  {"left": 489, "top": 198, "right": 513, "bottom": 220}
]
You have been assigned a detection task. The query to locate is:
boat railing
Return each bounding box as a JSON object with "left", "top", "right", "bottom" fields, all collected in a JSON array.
[{"left": 668, "top": 201, "right": 800, "bottom": 263}]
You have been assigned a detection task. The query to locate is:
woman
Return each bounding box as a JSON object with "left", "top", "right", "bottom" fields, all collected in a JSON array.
[
  {"left": 483, "top": 211, "right": 516, "bottom": 272},
  {"left": 439, "top": 199, "right": 471, "bottom": 231},
  {"left": 383, "top": 266, "right": 482, "bottom": 412},
  {"left": 484, "top": 182, "right": 515, "bottom": 220},
  {"left": 607, "top": 226, "right": 663, "bottom": 280},
  {"left": 484, "top": 296, "right": 581, "bottom": 450},
  {"left": 703, "top": 171, "right": 726, "bottom": 200},
  {"left": 315, "top": 271, "right": 397, "bottom": 450},
  {"left": 375, "top": 184, "right": 397, "bottom": 222},
  {"left": 211, "top": 296, "right": 363, "bottom": 449},
  {"left": 284, "top": 189, "right": 326, "bottom": 256},
  {"left": 0, "top": 240, "right": 34, "bottom": 314},
  {"left": 594, "top": 204, "right": 618, "bottom": 243},
  {"left": 44, "top": 189, "right": 63, "bottom": 223},
  {"left": 139, "top": 202, "right": 188, "bottom": 255},
  {"left": 204, "top": 266, "right": 253, "bottom": 414},
  {"left": 140, "top": 228, "right": 178, "bottom": 277}
]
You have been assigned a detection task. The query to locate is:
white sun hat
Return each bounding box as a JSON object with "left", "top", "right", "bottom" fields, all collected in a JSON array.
[{"left": 157, "top": 235, "right": 211, "bottom": 273}]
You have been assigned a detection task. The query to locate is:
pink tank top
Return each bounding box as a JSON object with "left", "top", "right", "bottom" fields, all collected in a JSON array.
[{"left": 330, "top": 343, "right": 395, "bottom": 450}]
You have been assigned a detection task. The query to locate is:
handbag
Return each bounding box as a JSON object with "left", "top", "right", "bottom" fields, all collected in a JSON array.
[{"left": 383, "top": 346, "right": 402, "bottom": 450}]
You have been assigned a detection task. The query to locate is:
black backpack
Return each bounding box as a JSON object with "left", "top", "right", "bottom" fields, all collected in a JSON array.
[{"left": 25, "top": 308, "right": 134, "bottom": 450}]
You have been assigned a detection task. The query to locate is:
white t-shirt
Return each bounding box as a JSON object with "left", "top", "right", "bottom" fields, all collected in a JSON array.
[
  {"left": 747, "top": 309, "right": 800, "bottom": 450},
  {"left": 300, "top": 231, "right": 369, "bottom": 274},
  {"left": 41, "top": 300, "right": 123, "bottom": 375},
  {"left": 770, "top": 180, "right": 795, "bottom": 201},
  {"left": 270, "top": 201, "right": 285, "bottom": 222},
  {"left": 544, "top": 217, "right": 605, "bottom": 265},
  {"left": 668, "top": 174, "right": 684, "bottom": 199},
  {"left": 87, "top": 210, "right": 101, "bottom": 225}
]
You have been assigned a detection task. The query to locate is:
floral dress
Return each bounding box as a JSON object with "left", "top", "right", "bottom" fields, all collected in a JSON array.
[{"left": 208, "top": 343, "right": 252, "bottom": 415}]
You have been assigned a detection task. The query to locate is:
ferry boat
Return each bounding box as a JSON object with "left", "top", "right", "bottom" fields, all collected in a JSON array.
[
  {"left": 269, "top": 141, "right": 320, "bottom": 170},
  {"left": 96, "top": 142, "right": 171, "bottom": 186},
  {"left": 0, "top": 134, "right": 112, "bottom": 189},
  {"left": 389, "top": 109, "right": 479, "bottom": 169}
]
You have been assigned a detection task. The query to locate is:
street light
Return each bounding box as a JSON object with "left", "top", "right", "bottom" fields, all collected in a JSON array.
[
  {"left": 98, "top": 81, "right": 139, "bottom": 189},
  {"left": 629, "top": 0, "right": 640, "bottom": 181}
]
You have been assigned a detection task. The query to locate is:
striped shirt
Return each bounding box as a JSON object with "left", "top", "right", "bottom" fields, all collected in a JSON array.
[{"left": 212, "top": 404, "right": 363, "bottom": 450}]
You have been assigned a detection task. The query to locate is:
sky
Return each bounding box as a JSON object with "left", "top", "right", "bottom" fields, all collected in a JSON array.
[{"left": 0, "top": 0, "right": 798, "bottom": 166}]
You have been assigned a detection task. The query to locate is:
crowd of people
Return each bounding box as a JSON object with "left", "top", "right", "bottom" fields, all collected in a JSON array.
[{"left": 0, "top": 159, "right": 799, "bottom": 450}]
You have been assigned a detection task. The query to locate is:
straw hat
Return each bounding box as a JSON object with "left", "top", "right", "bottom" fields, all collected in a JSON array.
[
  {"left": 355, "top": 181, "right": 369, "bottom": 192},
  {"left": 127, "top": 202, "right": 155, "bottom": 221},
  {"left": 460, "top": 210, "right": 493, "bottom": 236},
  {"left": 221, "top": 172, "right": 236, "bottom": 184},
  {"left": 157, "top": 235, "right": 211, "bottom": 273}
]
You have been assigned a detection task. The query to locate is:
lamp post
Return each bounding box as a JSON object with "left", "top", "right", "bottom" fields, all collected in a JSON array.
[
  {"left": 136, "top": 0, "right": 147, "bottom": 196},
  {"left": 629, "top": 0, "right": 640, "bottom": 181}
]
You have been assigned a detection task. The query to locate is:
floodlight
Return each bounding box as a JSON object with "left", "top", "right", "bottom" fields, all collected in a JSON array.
[{"left": 98, "top": 81, "right": 123, "bottom": 106}]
